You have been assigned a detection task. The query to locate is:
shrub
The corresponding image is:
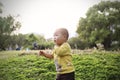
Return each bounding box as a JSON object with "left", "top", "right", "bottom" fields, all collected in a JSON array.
[{"left": 0, "top": 51, "right": 120, "bottom": 80}]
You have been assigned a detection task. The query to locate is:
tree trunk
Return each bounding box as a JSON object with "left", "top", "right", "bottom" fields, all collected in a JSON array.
[{"left": 103, "top": 35, "right": 112, "bottom": 50}]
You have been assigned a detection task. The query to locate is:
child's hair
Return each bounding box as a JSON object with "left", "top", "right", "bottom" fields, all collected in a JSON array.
[{"left": 58, "top": 28, "right": 69, "bottom": 40}]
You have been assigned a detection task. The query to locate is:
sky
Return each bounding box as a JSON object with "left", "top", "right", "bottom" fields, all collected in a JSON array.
[{"left": 0, "top": 0, "right": 102, "bottom": 39}]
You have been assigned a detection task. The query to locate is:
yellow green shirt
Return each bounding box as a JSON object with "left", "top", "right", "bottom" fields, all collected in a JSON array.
[{"left": 52, "top": 42, "right": 75, "bottom": 74}]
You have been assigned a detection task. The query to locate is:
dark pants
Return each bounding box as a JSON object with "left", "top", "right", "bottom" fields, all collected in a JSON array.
[{"left": 56, "top": 72, "right": 75, "bottom": 80}]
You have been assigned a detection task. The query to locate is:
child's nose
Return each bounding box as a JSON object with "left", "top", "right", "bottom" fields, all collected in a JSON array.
[
  {"left": 54, "top": 37, "right": 56, "bottom": 41},
  {"left": 54, "top": 36, "right": 57, "bottom": 39}
]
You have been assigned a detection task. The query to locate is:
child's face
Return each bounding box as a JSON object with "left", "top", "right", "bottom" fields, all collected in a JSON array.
[{"left": 53, "top": 30, "right": 66, "bottom": 46}]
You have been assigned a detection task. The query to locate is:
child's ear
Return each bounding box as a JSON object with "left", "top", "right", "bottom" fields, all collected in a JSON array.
[
  {"left": 63, "top": 35, "right": 67, "bottom": 39},
  {"left": 63, "top": 35, "right": 65, "bottom": 38}
]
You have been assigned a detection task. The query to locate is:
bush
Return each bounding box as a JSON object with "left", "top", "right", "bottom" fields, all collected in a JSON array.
[
  {"left": 73, "top": 51, "right": 120, "bottom": 80},
  {"left": 0, "top": 51, "right": 120, "bottom": 80}
]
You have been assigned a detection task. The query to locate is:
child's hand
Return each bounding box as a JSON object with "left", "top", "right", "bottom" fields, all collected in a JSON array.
[{"left": 39, "top": 50, "right": 45, "bottom": 56}]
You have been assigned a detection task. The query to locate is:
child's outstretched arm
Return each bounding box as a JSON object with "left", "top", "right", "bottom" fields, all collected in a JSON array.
[{"left": 39, "top": 51, "right": 53, "bottom": 59}]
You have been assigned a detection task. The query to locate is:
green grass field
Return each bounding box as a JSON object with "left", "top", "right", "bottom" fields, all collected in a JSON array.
[{"left": 0, "top": 50, "right": 120, "bottom": 80}]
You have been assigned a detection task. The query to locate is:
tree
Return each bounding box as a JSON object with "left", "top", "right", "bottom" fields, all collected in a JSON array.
[
  {"left": 68, "top": 37, "right": 89, "bottom": 49},
  {"left": 23, "top": 33, "right": 46, "bottom": 49},
  {"left": 77, "top": 1, "right": 120, "bottom": 50},
  {"left": 0, "top": 2, "right": 3, "bottom": 13},
  {"left": 0, "top": 2, "right": 21, "bottom": 50},
  {"left": 0, "top": 15, "right": 21, "bottom": 50},
  {"left": 9, "top": 34, "right": 26, "bottom": 50}
]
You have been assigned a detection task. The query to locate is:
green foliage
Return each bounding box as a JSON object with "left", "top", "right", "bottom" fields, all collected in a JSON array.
[
  {"left": 68, "top": 37, "right": 89, "bottom": 49},
  {"left": 77, "top": 1, "right": 120, "bottom": 50},
  {"left": 0, "top": 51, "right": 56, "bottom": 80},
  {"left": 0, "top": 51, "right": 120, "bottom": 80},
  {"left": 0, "top": 15, "right": 21, "bottom": 35},
  {"left": 0, "top": 2, "right": 3, "bottom": 13},
  {"left": 0, "top": 31, "right": 54, "bottom": 50},
  {"left": 73, "top": 51, "right": 120, "bottom": 80},
  {"left": 0, "top": 15, "right": 21, "bottom": 50},
  {"left": 0, "top": 2, "right": 21, "bottom": 50},
  {"left": 22, "top": 33, "right": 54, "bottom": 50},
  {"left": 23, "top": 33, "right": 43, "bottom": 49}
]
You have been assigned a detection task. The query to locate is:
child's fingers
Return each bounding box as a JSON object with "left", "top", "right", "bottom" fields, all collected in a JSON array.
[{"left": 39, "top": 51, "right": 44, "bottom": 55}]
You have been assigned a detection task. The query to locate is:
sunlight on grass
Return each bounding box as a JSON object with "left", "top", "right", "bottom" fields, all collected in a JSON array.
[{"left": 0, "top": 50, "right": 39, "bottom": 60}]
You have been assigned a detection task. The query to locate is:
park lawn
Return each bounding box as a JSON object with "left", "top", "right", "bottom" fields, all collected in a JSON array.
[{"left": 0, "top": 50, "right": 120, "bottom": 80}]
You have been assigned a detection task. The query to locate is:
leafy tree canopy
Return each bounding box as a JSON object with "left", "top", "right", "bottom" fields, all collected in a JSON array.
[
  {"left": 77, "top": 1, "right": 120, "bottom": 49},
  {"left": 0, "top": 2, "right": 2, "bottom": 13},
  {"left": 0, "top": 2, "right": 21, "bottom": 50}
]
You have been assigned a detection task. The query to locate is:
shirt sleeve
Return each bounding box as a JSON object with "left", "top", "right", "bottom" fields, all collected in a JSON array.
[{"left": 55, "top": 43, "right": 71, "bottom": 56}]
